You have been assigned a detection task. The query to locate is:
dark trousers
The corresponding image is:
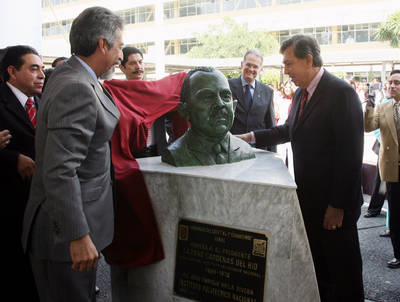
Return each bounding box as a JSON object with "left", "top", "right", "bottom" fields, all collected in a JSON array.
[
  {"left": 387, "top": 178, "right": 400, "bottom": 259},
  {"left": 367, "top": 163, "right": 386, "bottom": 214},
  {"left": 30, "top": 254, "right": 97, "bottom": 302},
  {"left": 303, "top": 220, "right": 364, "bottom": 302}
]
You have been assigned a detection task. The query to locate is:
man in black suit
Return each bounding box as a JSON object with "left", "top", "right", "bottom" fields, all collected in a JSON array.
[
  {"left": 237, "top": 35, "right": 364, "bottom": 302},
  {"left": 0, "top": 45, "right": 44, "bottom": 301},
  {"left": 229, "top": 49, "right": 276, "bottom": 152},
  {"left": 120, "top": 46, "right": 168, "bottom": 157}
]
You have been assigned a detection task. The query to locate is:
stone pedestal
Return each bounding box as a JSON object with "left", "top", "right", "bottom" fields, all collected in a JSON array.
[{"left": 132, "top": 150, "right": 320, "bottom": 302}]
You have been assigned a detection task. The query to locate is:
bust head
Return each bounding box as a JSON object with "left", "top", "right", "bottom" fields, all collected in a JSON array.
[
  {"left": 161, "top": 67, "right": 254, "bottom": 167},
  {"left": 178, "top": 67, "right": 236, "bottom": 141}
]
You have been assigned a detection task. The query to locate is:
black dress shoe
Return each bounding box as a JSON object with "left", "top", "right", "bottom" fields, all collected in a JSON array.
[
  {"left": 387, "top": 258, "right": 400, "bottom": 269},
  {"left": 379, "top": 231, "right": 391, "bottom": 237},
  {"left": 364, "top": 211, "right": 379, "bottom": 218}
]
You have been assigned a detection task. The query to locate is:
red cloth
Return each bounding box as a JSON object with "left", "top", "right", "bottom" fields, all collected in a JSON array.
[{"left": 102, "top": 72, "right": 188, "bottom": 267}]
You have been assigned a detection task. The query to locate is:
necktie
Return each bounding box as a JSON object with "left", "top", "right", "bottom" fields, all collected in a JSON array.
[
  {"left": 244, "top": 84, "right": 253, "bottom": 111},
  {"left": 25, "top": 98, "right": 37, "bottom": 127},
  {"left": 298, "top": 89, "right": 309, "bottom": 118},
  {"left": 394, "top": 102, "right": 400, "bottom": 125}
]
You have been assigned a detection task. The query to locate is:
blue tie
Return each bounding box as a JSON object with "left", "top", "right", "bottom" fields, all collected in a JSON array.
[{"left": 244, "top": 84, "right": 252, "bottom": 111}]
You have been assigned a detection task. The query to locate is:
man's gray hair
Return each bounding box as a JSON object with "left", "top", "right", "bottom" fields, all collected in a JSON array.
[
  {"left": 243, "top": 49, "right": 263, "bottom": 65},
  {"left": 70, "top": 6, "right": 123, "bottom": 57}
]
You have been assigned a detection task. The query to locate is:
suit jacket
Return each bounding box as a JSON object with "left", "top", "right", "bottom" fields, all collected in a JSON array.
[
  {"left": 365, "top": 101, "right": 399, "bottom": 182},
  {"left": 229, "top": 77, "right": 276, "bottom": 151},
  {"left": 22, "top": 56, "right": 120, "bottom": 261},
  {"left": 254, "top": 70, "right": 364, "bottom": 227},
  {"left": 0, "top": 82, "right": 38, "bottom": 237},
  {"left": 0, "top": 82, "right": 40, "bottom": 301},
  {"left": 151, "top": 115, "right": 167, "bottom": 155}
]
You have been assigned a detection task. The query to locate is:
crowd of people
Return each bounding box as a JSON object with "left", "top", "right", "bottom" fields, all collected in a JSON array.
[{"left": 1, "top": 5, "right": 400, "bottom": 302}]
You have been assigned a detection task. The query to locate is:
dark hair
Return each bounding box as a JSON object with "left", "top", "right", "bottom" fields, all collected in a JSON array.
[
  {"left": 51, "top": 56, "right": 68, "bottom": 67},
  {"left": 70, "top": 6, "right": 123, "bottom": 57},
  {"left": 390, "top": 69, "right": 400, "bottom": 76},
  {"left": 1, "top": 45, "right": 39, "bottom": 82},
  {"left": 120, "top": 47, "right": 143, "bottom": 67},
  {"left": 280, "top": 34, "right": 323, "bottom": 67},
  {"left": 180, "top": 66, "right": 216, "bottom": 104},
  {"left": 43, "top": 68, "right": 55, "bottom": 91}
]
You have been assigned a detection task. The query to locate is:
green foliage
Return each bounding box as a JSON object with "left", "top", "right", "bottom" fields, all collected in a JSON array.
[
  {"left": 376, "top": 11, "right": 400, "bottom": 47},
  {"left": 188, "top": 17, "right": 279, "bottom": 58},
  {"left": 221, "top": 69, "right": 241, "bottom": 79},
  {"left": 260, "top": 69, "right": 280, "bottom": 87},
  {"left": 332, "top": 71, "right": 346, "bottom": 79}
]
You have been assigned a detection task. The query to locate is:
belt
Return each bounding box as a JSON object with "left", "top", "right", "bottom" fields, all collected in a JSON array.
[{"left": 132, "top": 145, "right": 158, "bottom": 158}]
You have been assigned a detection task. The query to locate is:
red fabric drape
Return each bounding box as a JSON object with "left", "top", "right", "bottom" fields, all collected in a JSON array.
[{"left": 102, "top": 72, "right": 189, "bottom": 267}]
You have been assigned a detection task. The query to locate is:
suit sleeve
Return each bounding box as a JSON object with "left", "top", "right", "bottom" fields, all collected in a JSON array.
[
  {"left": 364, "top": 105, "right": 380, "bottom": 132},
  {"left": 264, "top": 88, "right": 277, "bottom": 152},
  {"left": 42, "top": 81, "right": 97, "bottom": 244},
  {"left": 254, "top": 123, "right": 290, "bottom": 148},
  {"left": 329, "top": 85, "right": 364, "bottom": 210}
]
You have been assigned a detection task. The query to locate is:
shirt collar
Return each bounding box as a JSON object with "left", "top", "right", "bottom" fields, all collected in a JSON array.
[
  {"left": 393, "top": 99, "right": 400, "bottom": 106},
  {"left": 305, "top": 67, "right": 324, "bottom": 100},
  {"left": 6, "top": 82, "right": 31, "bottom": 108},
  {"left": 74, "top": 55, "right": 98, "bottom": 83},
  {"left": 240, "top": 75, "right": 255, "bottom": 90}
]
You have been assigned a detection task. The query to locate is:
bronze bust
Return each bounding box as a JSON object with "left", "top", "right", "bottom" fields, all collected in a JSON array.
[{"left": 162, "top": 67, "right": 255, "bottom": 167}]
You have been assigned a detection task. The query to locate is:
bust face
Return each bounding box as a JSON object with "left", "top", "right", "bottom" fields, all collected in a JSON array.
[{"left": 187, "top": 70, "right": 234, "bottom": 139}]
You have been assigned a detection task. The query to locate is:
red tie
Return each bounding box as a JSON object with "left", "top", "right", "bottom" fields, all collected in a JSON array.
[
  {"left": 298, "top": 89, "right": 309, "bottom": 118},
  {"left": 25, "top": 98, "right": 37, "bottom": 127}
]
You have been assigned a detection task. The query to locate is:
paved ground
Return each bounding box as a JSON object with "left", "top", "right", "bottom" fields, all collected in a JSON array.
[{"left": 96, "top": 196, "right": 400, "bottom": 302}]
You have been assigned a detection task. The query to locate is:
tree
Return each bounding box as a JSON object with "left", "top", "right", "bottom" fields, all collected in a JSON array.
[
  {"left": 188, "top": 17, "right": 279, "bottom": 58},
  {"left": 376, "top": 11, "right": 400, "bottom": 47}
]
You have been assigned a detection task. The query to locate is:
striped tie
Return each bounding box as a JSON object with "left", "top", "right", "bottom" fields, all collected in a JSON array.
[{"left": 25, "top": 98, "right": 37, "bottom": 127}]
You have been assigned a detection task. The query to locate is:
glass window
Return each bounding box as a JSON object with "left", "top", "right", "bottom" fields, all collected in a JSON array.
[
  {"left": 315, "top": 27, "right": 331, "bottom": 45},
  {"left": 223, "top": 0, "right": 235, "bottom": 11},
  {"left": 355, "top": 23, "right": 368, "bottom": 43},
  {"left": 164, "top": 2, "right": 176, "bottom": 19}
]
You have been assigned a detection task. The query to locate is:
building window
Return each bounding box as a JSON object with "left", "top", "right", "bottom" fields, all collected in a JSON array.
[
  {"left": 42, "top": 0, "right": 79, "bottom": 8},
  {"left": 116, "top": 5, "right": 154, "bottom": 25},
  {"left": 128, "top": 42, "right": 156, "bottom": 55},
  {"left": 164, "top": 0, "right": 272, "bottom": 19},
  {"left": 164, "top": 2, "right": 176, "bottom": 19},
  {"left": 278, "top": 23, "right": 379, "bottom": 45},
  {"left": 164, "top": 38, "right": 199, "bottom": 55},
  {"left": 277, "top": 0, "right": 319, "bottom": 4},
  {"left": 42, "top": 19, "right": 72, "bottom": 36},
  {"left": 179, "top": 38, "right": 200, "bottom": 54}
]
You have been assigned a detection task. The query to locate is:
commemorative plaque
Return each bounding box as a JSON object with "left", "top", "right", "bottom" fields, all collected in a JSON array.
[{"left": 174, "top": 218, "right": 268, "bottom": 302}]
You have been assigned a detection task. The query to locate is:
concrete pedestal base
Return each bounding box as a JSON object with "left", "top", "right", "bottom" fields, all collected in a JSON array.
[{"left": 131, "top": 150, "right": 320, "bottom": 302}]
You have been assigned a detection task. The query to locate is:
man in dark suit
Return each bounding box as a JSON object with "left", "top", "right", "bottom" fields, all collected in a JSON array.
[
  {"left": 237, "top": 35, "right": 364, "bottom": 302},
  {"left": 229, "top": 49, "right": 276, "bottom": 152},
  {"left": 120, "top": 46, "right": 168, "bottom": 158},
  {"left": 22, "top": 7, "right": 122, "bottom": 302},
  {"left": 0, "top": 45, "right": 44, "bottom": 301}
]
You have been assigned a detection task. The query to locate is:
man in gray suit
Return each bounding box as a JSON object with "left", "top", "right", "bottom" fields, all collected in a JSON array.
[
  {"left": 22, "top": 7, "right": 123, "bottom": 302},
  {"left": 229, "top": 49, "right": 276, "bottom": 152}
]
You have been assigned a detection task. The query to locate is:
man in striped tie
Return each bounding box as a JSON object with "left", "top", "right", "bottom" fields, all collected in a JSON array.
[{"left": 0, "top": 45, "right": 44, "bottom": 302}]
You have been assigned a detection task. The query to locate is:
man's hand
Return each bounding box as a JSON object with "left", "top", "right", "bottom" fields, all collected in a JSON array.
[
  {"left": 17, "top": 154, "right": 35, "bottom": 180},
  {"left": 0, "top": 130, "right": 11, "bottom": 149},
  {"left": 70, "top": 234, "right": 99, "bottom": 272},
  {"left": 235, "top": 132, "right": 252, "bottom": 143},
  {"left": 323, "top": 205, "right": 344, "bottom": 231}
]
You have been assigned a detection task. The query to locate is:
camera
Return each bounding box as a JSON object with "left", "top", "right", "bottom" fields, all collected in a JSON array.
[{"left": 366, "top": 83, "right": 375, "bottom": 107}]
